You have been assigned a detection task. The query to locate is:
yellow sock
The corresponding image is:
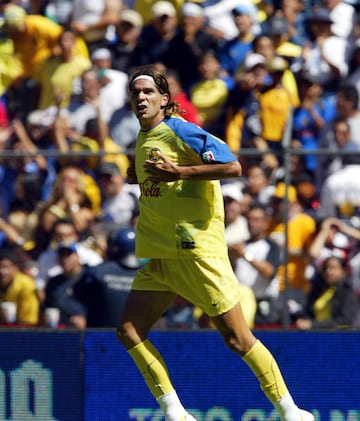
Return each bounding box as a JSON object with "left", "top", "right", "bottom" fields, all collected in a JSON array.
[
  {"left": 242, "top": 339, "right": 288, "bottom": 403},
  {"left": 128, "top": 339, "right": 174, "bottom": 399}
]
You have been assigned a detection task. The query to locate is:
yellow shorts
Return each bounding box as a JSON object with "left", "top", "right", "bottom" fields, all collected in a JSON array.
[{"left": 132, "top": 257, "right": 242, "bottom": 317}]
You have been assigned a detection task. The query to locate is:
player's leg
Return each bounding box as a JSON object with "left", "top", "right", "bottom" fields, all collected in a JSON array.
[
  {"left": 117, "top": 287, "right": 191, "bottom": 421},
  {"left": 211, "top": 302, "right": 314, "bottom": 421},
  {"left": 117, "top": 289, "right": 174, "bottom": 348}
]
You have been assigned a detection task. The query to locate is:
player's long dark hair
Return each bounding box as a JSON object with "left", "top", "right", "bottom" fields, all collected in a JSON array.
[{"left": 128, "top": 65, "right": 181, "bottom": 117}]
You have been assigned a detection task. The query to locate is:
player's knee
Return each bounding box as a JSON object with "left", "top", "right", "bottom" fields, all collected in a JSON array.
[
  {"left": 116, "top": 321, "right": 139, "bottom": 348},
  {"left": 115, "top": 322, "right": 129, "bottom": 345},
  {"left": 222, "top": 333, "right": 256, "bottom": 356}
]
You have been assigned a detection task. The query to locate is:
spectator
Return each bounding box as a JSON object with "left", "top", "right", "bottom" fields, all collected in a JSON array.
[
  {"left": 242, "top": 161, "right": 276, "bottom": 207},
  {"left": 189, "top": 52, "right": 229, "bottom": 136},
  {"left": 35, "top": 218, "right": 103, "bottom": 300},
  {"left": 0, "top": 118, "right": 50, "bottom": 254},
  {"left": 252, "top": 34, "right": 300, "bottom": 108},
  {"left": 54, "top": 100, "right": 130, "bottom": 177},
  {"left": 27, "top": 0, "right": 49, "bottom": 16},
  {"left": 0, "top": 40, "right": 22, "bottom": 105},
  {"left": 69, "top": 0, "right": 121, "bottom": 53},
  {"left": 162, "top": 2, "right": 219, "bottom": 91},
  {"left": 3, "top": 4, "right": 64, "bottom": 118},
  {"left": 221, "top": 181, "right": 249, "bottom": 246},
  {"left": 295, "top": 256, "right": 360, "bottom": 329},
  {"left": 0, "top": 215, "right": 34, "bottom": 251},
  {"left": 255, "top": 0, "right": 275, "bottom": 24},
  {"left": 292, "top": 72, "right": 335, "bottom": 175},
  {"left": 66, "top": 67, "right": 117, "bottom": 131},
  {"left": 110, "top": 8, "right": 144, "bottom": 74},
  {"left": 134, "top": 0, "right": 182, "bottom": 26},
  {"left": 346, "top": 39, "right": 360, "bottom": 103},
  {"left": 44, "top": 0, "right": 74, "bottom": 26},
  {"left": 280, "top": 0, "right": 308, "bottom": 47},
  {"left": 85, "top": 117, "right": 130, "bottom": 174},
  {"left": 268, "top": 181, "right": 316, "bottom": 319},
  {"left": 34, "top": 28, "right": 92, "bottom": 110},
  {"left": 79, "top": 226, "right": 146, "bottom": 327},
  {"left": 44, "top": 242, "right": 90, "bottom": 328},
  {"left": 307, "top": 217, "right": 359, "bottom": 277},
  {"left": 318, "top": 154, "right": 360, "bottom": 222},
  {"left": 90, "top": 47, "right": 129, "bottom": 116},
  {"left": 291, "top": 172, "right": 320, "bottom": 221},
  {"left": 3, "top": 178, "right": 44, "bottom": 254},
  {"left": 37, "top": 165, "right": 101, "bottom": 246},
  {"left": 0, "top": 248, "right": 40, "bottom": 325},
  {"left": 217, "top": 3, "right": 256, "bottom": 80},
  {"left": 293, "top": 8, "right": 348, "bottom": 97},
  {"left": 21, "top": 107, "right": 65, "bottom": 200},
  {"left": 316, "top": 85, "right": 360, "bottom": 189},
  {"left": 203, "top": 0, "right": 261, "bottom": 43},
  {"left": 4, "top": 118, "right": 49, "bottom": 209},
  {"left": 335, "top": 85, "right": 360, "bottom": 147},
  {"left": 165, "top": 69, "right": 202, "bottom": 126},
  {"left": 135, "top": 1, "right": 179, "bottom": 66},
  {"left": 322, "top": 0, "right": 356, "bottom": 55},
  {"left": 0, "top": 129, "right": 17, "bottom": 220},
  {"left": 0, "top": 101, "right": 8, "bottom": 129},
  {"left": 108, "top": 98, "right": 141, "bottom": 150},
  {"left": 225, "top": 52, "right": 268, "bottom": 153},
  {"left": 263, "top": 15, "right": 302, "bottom": 64},
  {"left": 96, "top": 161, "right": 139, "bottom": 227},
  {"left": 3, "top": 4, "right": 63, "bottom": 80},
  {"left": 255, "top": 56, "right": 293, "bottom": 168},
  {"left": 329, "top": 119, "right": 359, "bottom": 175},
  {"left": 229, "top": 203, "right": 282, "bottom": 325},
  {"left": 348, "top": 253, "right": 360, "bottom": 299}
]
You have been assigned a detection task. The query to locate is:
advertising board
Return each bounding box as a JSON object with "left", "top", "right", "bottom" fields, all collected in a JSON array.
[{"left": 0, "top": 330, "right": 359, "bottom": 420}]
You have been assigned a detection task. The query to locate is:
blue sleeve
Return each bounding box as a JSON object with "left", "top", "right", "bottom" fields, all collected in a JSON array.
[{"left": 165, "top": 117, "right": 238, "bottom": 164}]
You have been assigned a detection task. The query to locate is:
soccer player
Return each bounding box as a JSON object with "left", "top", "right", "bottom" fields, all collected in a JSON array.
[{"left": 116, "top": 65, "right": 315, "bottom": 421}]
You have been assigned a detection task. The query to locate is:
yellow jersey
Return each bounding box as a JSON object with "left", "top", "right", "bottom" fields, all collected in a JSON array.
[
  {"left": 0, "top": 272, "right": 39, "bottom": 325},
  {"left": 134, "top": 116, "right": 238, "bottom": 259}
]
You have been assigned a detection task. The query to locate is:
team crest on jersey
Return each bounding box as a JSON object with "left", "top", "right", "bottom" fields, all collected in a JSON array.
[
  {"left": 149, "top": 147, "right": 161, "bottom": 162},
  {"left": 202, "top": 150, "right": 215, "bottom": 163}
]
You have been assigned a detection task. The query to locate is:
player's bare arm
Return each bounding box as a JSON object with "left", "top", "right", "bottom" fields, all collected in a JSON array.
[{"left": 144, "top": 152, "right": 242, "bottom": 181}]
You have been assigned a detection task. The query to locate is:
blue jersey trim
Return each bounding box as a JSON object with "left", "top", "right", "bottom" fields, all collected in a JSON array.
[{"left": 163, "top": 117, "right": 237, "bottom": 164}]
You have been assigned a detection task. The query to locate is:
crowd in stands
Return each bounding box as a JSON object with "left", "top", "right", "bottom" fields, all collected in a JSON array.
[{"left": 0, "top": 0, "right": 360, "bottom": 329}]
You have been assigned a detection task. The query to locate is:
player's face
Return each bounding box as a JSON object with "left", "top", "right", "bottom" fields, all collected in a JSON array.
[{"left": 129, "top": 79, "right": 169, "bottom": 130}]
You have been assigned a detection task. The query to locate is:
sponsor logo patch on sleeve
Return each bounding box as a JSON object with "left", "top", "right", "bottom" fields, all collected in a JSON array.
[{"left": 202, "top": 151, "right": 215, "bottom": 163}]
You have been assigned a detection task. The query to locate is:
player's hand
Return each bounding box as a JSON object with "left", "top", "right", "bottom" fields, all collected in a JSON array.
[{"left": 144, "top": 152, "right": 182, "bottom": 181}]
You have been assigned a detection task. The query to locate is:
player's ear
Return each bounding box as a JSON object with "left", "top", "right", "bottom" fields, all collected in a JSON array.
[{"left": 160, "top": 93, "right": 170, "bottom": 107}]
